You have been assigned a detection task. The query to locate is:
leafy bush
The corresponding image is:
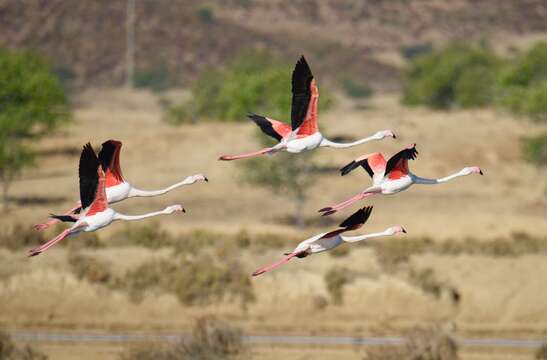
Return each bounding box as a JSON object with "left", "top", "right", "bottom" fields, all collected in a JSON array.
[
  {"left": 365, "top": 327, "right": 458, "bottom": 360},
  {"left": 324, "top": 266, "right": 352, "bottom": 305},
  {"left": 371, "top": 236, "right": 433, "bottom": 272},
  {"left": 196, "top": 7, "right": 215, "bottom": 23},
  {"left": 134, "top": 63, "right": 175, "bottom": 92},
  {"left": 0, "top": 330, "right": 48, "bottom": 360},
  {"left": 402, "top": 44, "right": 499, "bottom": 109},
  {"left": 124, "top": 260, "right": 178, "bottom": 303},
  {"left": 339, "top": 77, "right": 373, "bottom": 99},
  {"left": 165, "top": 49, "right": 333, "bottom": 124},
  {"left": 120, "top": 316, "right": 244, "bottom": 360},
  {"left": 0, "top": 48, "right": 70, "bottom": 209},
  {"left": 523, "top": 133, "right": 547, "bottom": 166}
]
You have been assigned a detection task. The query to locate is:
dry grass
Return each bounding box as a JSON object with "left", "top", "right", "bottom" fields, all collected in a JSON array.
[{"left": 0, "top": 331, "right": 48, "bottom": 360}]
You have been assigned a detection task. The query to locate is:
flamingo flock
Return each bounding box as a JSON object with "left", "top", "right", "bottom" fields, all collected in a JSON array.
[{"left": 29, "top": 55, "right": 483, "bottom": 279}]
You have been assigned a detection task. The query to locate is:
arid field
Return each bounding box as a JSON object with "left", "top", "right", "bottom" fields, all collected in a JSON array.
[{"left": 1, "top": 88, "right": 547, "bottom": 359}]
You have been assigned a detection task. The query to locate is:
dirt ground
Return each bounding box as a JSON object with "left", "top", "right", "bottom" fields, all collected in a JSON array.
[{"left": 1, "top": 89, "right": 547, "bottom": 359}]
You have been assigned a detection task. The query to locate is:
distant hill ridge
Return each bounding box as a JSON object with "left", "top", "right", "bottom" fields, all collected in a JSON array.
[{"left": 0, "top": 0, "right": 546, "bottom": 88}]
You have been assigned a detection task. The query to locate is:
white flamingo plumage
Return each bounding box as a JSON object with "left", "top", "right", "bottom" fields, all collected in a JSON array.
[
  {"left": 318, "top": 144, "right": 483, "bottom": 216},
  {"left": 34, "top": 139, "right": 207, "bottom": 230},
  {"left": 28, "top": 143, "right": 185, "bottom": 257},
  {"left": 219, "top": 56, "right": 395, "bottom": 161},
  {"left": 252, "top": 206, "right": 405, "bottom": 276}
]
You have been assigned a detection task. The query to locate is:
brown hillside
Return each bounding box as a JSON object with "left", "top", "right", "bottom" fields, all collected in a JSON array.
[{"left": 1, "top": 0, "right": 546, "bottom": 88}]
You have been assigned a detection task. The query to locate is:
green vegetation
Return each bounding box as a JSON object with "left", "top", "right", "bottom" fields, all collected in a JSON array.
[
  {"left": 120, "top": 316, "right": 245, "bottom": 360},
  {"left": 324, "top": 266, "right": 353, "bottom": 305},
  {"left": 165, "top": 50, "right": 333, "bottom": 124},
  {"left": 497, "top": 43, "right": 547, "bottom": 122},
  {"left": 134, "top": 63, "right": 175, "bottom": 92},
  {"left": 0, "top": 330, "right": 48, "bottom": 360},
  {"left": 196, "top": 6, "right": 215, "bottom": 23},
  {"left": 402, "top": 41, "right": 547, "bottom": 124},
  {"left": 0, "top": 49, "right": 70, "bottom": 209},
  {"left": 111, "top": 222, "right": 173, "bottom": 248},
  {"left": 402, "top": 44, "right": 499, "bottom": 109},
  {"left": 239, "top": 151, "right": 318, "bottom": 228},
  {"left": 339, "top": 77, "right": 373, "bottom": 99},
  {"left": 528, "top": 134, "right": 547, "bottom": 166},
  {"left": 536, "top": 343, "right": 547, "bottom": 360}
]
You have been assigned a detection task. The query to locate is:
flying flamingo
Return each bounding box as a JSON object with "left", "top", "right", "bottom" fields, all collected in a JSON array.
[
  {"left": 34, "top": 139, "right": 207, "bottom": 230},
  {"left": 28, "top": 143, "right": 184, "bottom": 257},
  {"left": 252, "top": 206, "right": 405, "bottom": 276},
  {"left": 219, "top": 56, "right": 395, "bottom": 161},
  {"left": 318, "top": 144, "right": 483, "bottom": 216}
]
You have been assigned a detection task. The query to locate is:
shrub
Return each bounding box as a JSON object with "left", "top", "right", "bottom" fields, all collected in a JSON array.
[
  {"left": 408, "top": 267, "right": 443, "bottom": 299},
  {"left": 536, "top": 343, "right": 547, "bottom": 359},
  {"left": 328, "top": 245, "right": 350, "bottom": 258},
  {"left": 311, "top": 295, "right": 329, "bottom": 311},
  {"left": 171, "top": 254, "right": 255, "bottom": 308},
  {"left": 0, "top": 330, "right": 48, "bottom": 360},
  {"left": 365, "top": 327, "right": 458, "bottom": 360},
  {"left": 134, "top": 63, "right": 175, "bottom": 92},
  {"left": 68, "top": 252, "right": 113, "bottom": 286},
  {"left": 401, "top": 43, "right": 433, "bottom": 60},
  {"left": 196, "top": 7, "right": 215, "bottom": 23},
  {"left": 111, "top": 223, "right": 173, "bottom": 248},
  {"left": 339, "top": 77, "right": 373, "bottom": 99},
  {"left": 371, "top": 236, "right": 433, "bottom": 272},
  {"left": 0, "top": 224, "right": 44, "bottom": 251},
  {"left": 166, "top": 49, "right": 333, "bottom": 124},
  {"left": 402, "top": 44, "right": 499, "bottom": 109},
  {"left": 119, "top": 316, "right": 244, "bottom": 360},
  {"left": 324, "top": 266, "right": 352, "bottom": 305},
  {"left": 0, "top": 48, "right": 70, "bottom": 209},
  {"left": 124, "top": 255, "right": 255, "bottom": 308}
]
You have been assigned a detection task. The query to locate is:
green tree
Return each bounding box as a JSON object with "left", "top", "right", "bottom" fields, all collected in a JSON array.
[
  {"left": 0, "top": 48, "right": 69, "bottom": 209},
  {"left": 165, "top": 49, "right": 333, "bottom": 124},
  {"left": 402, "top": 44, "right": 500, "bottom": 109},
  {"left": 239, "top": 146, "right": 318, "bottom": 228}
]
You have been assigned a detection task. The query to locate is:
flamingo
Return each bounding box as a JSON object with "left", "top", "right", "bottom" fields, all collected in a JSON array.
[
  {"left": 252, "top": 206, "right": 405, "bottom": 276},
  {"left": 28, "top": 143, "right": 184, "bottom": 257},
  {"left": 318, "top": 144, "right": 483, "bottom": 216},
  {"left": 219, "top": 56, "right": 395, "bottom": 161},
  {"left": 34, "top": 139, "right": 207, "bottom": 230}
]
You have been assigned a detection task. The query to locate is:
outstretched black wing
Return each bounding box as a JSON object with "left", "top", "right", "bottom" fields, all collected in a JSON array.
[
  {"left": 248, "top": 113, "right": 283, "bottom": 142},
  {"left": 79, "top": 143, "right": 100, "bottom": 210},
  {"left": 49, "top": 214, "right": 77, "bottom": 223},
  {"left": 290, "top": 56, "right": 314, "bottom": 131},
  {"left": 339, "top": 206, "right": 373, "bottom": 229},
  {"left": 384, "top": 144, "right": 418, "bottom": 176},
  {"left": 98, "top": 140, "right": 117, "bottom": 172},
  {"left": 340, "top": 159, "right": 374, "bottom": 178}
]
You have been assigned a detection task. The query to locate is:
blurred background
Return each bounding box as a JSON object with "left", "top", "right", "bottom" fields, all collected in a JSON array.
[{"left": 1, "top": 1, "right": 547, "bottom": 359}]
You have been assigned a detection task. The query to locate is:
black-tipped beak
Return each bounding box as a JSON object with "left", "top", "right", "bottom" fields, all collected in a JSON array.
[
  {"left": 182, "top": 208, "right": 186, "bottom": 213},
  {"left": 204, "top": 177, "right": 209, "bottom": 182},
  {"left": 393, "top": 133, "right": 397, "bottom": 139},
  {"left": 402, "top": 228, "right": 407, "bottom": 233},
  {"left": 479, "top": 170, "right": 484, "bottom": 176}
]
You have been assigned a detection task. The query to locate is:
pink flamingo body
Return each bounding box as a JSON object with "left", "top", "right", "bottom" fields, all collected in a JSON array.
[
  {"left": 34, "top": 140, "right": 206, "bottom": 230},
  {"left": 319, "top": 144, "right": 483, "bottom": 216},
  {"left": 252, "top": 206, "right": 406, "bottom": 276},
  {"left": 29, "top": 143, "right": 184, "bottom": 257},
  {"left": 219, "top": 56, "right": 395, "bottom": 161}
]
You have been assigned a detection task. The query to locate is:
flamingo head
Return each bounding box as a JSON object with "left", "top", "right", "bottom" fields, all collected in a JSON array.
[
  {"left": 374, "top": 129, "right": 397, "bottom": 140},
  {"left": 387, "top": 225, "right": 407, "bottom": 235},
  {"left": 164, "top": 204, "right": 186, "bottom": 214},
  {"left": 461, "top": 166, "right": 483, "bottom": 176}
]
